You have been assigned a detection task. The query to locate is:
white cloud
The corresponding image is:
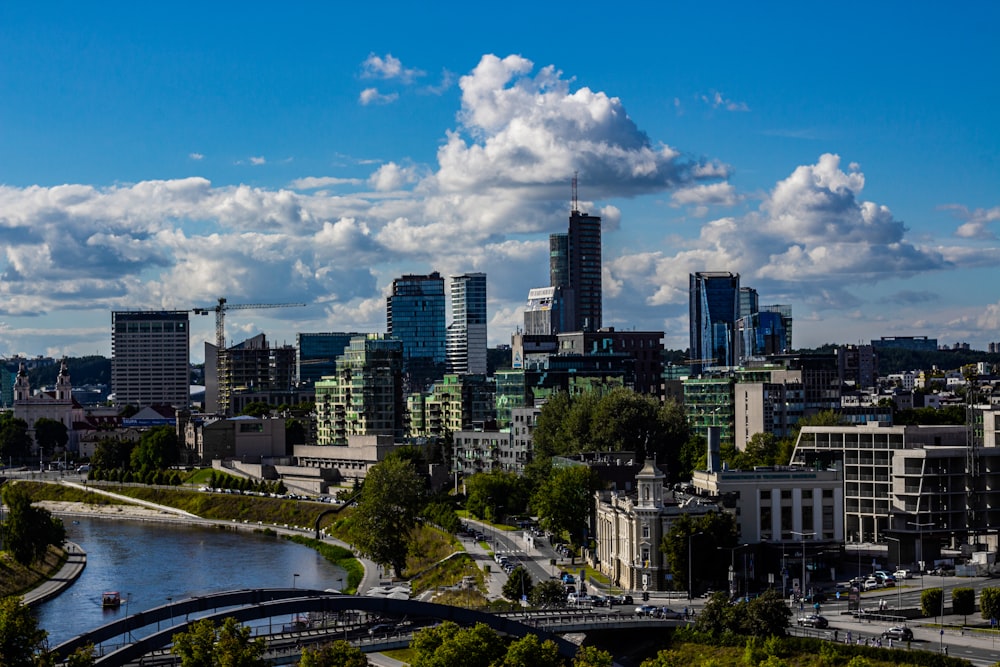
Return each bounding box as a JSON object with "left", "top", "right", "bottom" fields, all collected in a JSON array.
[
  {"left": 249, "top": 156, "right": 266, "bottom": 166},
  {"left": 946, "top": 204, "right": 1000, "bottom": 240},
  {"left": 368, "top": 162, "right": 418, "bottom": 192},
  {"left": 699, "top": 91, "right": 750, "bottom": 112},
  {"left": 359, "top": 88, "right": 399, "bottom": 106},
  {"left": 189, "top": 152, "right": 204, "bottom": 161},
  {"left": 360, "top": 53, "right": 424, "bottom": 83},
  {"left": 289, "top": 176, "right": 364, "bottom": 190}
]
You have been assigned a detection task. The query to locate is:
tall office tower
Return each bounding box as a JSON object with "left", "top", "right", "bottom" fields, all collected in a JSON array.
[
  {"left": 447, "top": 272, "right": 488, "bottom": 375},
  {"left": 314, "top": 334, "right": 405, "bottom": 446},
  {"left": 760, "top": 304, "right": 793, "bottom": 350},
  {"left": 739, "top": 287, "right": 759, "bottom": 319},
  {"left": 111, "top": 310, "right": 191, "bottom": 408},
  {"left": 296, "top": 332, "right": 364, "bottom": 387},
  {"left": 387, "top": 272, "right": 446, "bottom": 363},
  {"left": 689, "top": 272, "right": 740, "bottom": 373},
  {"left": 523, "top": 286, "right": 574, "bottom": 335},
  {"left": 548, "top": 182, "right": 602, "bottom": 332}
]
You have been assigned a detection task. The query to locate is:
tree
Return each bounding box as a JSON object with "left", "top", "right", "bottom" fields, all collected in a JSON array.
[
  {"left": 660, "top": 511, "right": 738, "bottom": 593},
  {"left": 502, "top": 566, "right": 534, "bottom": 602},
  {"left": 980, "top": 587, "right": 1000, "bottom": 622},
  {"left": 694, "top": 591, "right": 736, "bottom": 637},
  {"left": 530, "top": 465, "right": 599, "bottom": 544},
  {"left": 33, "top": 418, "right": 69, "bottom": 458},
  {"left": 91, "top": 438, "right": 135, "bottom": 471},
  {"left": 2, "top": 484, "right": 66, "bottom": 565},
  {"left": 349, "top": 457, "right": 425, "bottom": 576},
  {"left": 952, "top": 587, "right": 975, "bottom": 624},
  {"left": 239, "top": 402, "right": 272, "bottom": 418},
  {"left": 573, "top": 645, "right": 613, "bottom": 667},
  {"left": 739, "top": 589, "right": 791, "bottom": 637},
  {"left": 171, "top": 617, "right": 267, "bottom": 667},
  {"left": 0, "top": 595, "right": 48, "bottom": 667},
  {"left": 921, "top": 587, "right": 943, "bottom": 617},
  {"left": 410, "top": 621, "right": 506, "bottom": 667},
  {"left": 130, "top": 425, "right": 178, "bottom": 472},
  {"left": 530, "top": 579, "right": 568, "bottom": 608},
  {"left": 464, "top": 471, "right": 529, "bottom": 522},
  {"left": 298, "top": 640, "right": 368, "bottom": 667},
  {"left": 499, "top": 634, "right": 563, "bottom": 667},
  {"left": 0, "top": 415, "right": 32, "bottom": 465}
]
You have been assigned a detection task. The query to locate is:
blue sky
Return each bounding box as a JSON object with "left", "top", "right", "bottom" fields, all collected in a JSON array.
[{"left": 1, "top": 2, "right": 998, "bottom": 363}]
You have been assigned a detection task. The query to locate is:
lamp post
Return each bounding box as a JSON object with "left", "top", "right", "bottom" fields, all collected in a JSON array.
[
  {"left": 885, "top": 536, "right": 902, "bottom": 611},
  {"left": 908, "top": 520, "right": 934, "bottom": 591},
  {"left": 292, "top": 573, "right": 300, "bottom": 589},
  {"left": 717, "top": 544, "right": 749, "bottom": 599},
  {"left": 688, "top": 531, "right": 703, "bottom": 602},
  {"left": 791, "top": 531, "right": 815, "bottom": 606}
]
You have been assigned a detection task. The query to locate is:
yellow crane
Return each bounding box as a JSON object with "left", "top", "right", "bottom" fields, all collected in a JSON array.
[{"left": 192, "top": 298, "right": 306, "bottom": 414}]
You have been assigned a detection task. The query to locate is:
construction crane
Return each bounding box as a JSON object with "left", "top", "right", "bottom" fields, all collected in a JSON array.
[{"left": 192, "top": 298, "right": 306, "bottom": 414}]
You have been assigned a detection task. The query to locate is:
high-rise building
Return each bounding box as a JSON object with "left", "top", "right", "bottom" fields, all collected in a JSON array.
[
  {"left": 523, "top": 286, "right": 574, "bottom": 336},
  {"left": 689, "top": 272, "right": 740, "bottom": 373},
  {"left": 447, "top": 272, "right": 487, "bottom": 375},
  {"left": 549, "top": 198, "right": 602, "bottom": 333},
  {"left": 387, "top": 272, "right": 446, "bottom": 364},
  {"left": 111, "top": 310, "right": 190, "bottom": 408},
  {"left": 296, "top": 332, "right": 364, "bottom": 387},
  {"left": 205, "top": 333, "right": 298, "bottom": 415},
  {"left": 314, "top": 334, "right": 405, "bottom": 446}
]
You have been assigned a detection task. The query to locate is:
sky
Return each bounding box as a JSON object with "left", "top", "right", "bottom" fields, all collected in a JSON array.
[{"left": 1, "top": 2, "right": 998, "bottom": 363}]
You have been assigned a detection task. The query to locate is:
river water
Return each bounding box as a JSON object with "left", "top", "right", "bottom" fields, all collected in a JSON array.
[{"left": 34, "top": 517, "right": 348, "bottom": 646}]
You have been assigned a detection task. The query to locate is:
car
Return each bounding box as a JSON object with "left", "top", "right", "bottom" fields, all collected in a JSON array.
[
  {"left": 881, "top": 626, "right": 914, "bottom": 641},
  {"left": 893, "top": 569, "right": 911, "bottom": 580},
  {"left": 591, "top": 595, "right": 609, "bottom": 607},
  {"left": 368, "top": 623, "right": 395, "bottom": 636},
  {"left": 656, "top": 607, "right": 686, "bottom": 620},
  {"left": 611, "top": 594, "right": 634, "bottom": 606},
  {"left": 874, "top": 571, "right": 896, "bottom": 586},
  {"left": 635, "top": 604, "right": 658, "bottom": 617},
  {"left": 863, "top": 577, "right": 880, "bottom": 591},
  {"left": 567, "top": 593, "right": 592, "bottom": 605},
  {"left": 76, "top": 464, "right": 90, "bottom": 473},
  {"left": 796, "top": 614, "right": 829, "bottom": 629}
]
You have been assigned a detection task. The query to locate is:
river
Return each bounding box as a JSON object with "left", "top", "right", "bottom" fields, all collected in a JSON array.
[{"left": 34, "top": 516, "right": 349, "bottom": 646}]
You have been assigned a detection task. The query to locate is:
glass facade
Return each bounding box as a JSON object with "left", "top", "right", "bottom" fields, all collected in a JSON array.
[{"left": 387, "top": 273, "right": 446, "bottom": 364}]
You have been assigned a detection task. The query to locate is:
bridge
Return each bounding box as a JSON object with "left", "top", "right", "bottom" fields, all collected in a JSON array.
[{"left": 51, "top": 589, "right": 683, "bottom": 666}]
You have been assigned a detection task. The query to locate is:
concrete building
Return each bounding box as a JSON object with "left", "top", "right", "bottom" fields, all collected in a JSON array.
[
  {"left": 446, "top": 273, "right": 487, "bottom": 375},
  {"left": 196, "top": 415, "right": 288, "bottom": 462},
  {"left": 407, "top": 373, "right": 495, "bottom": 440},
  {"left": 111, "top": 310, "right": 190, "bottom": 408},
  {"left": 555, "top": 329, "right": 665, "bottom": 398},
  {"left": 314, "top": 335, "right": 405, "bottom": 446},
  {"left": 523, "top": 286, "right": 574, "bottom": 336},
  {"left": 206, "top": 333, "right": 297, "bottom": 415}
]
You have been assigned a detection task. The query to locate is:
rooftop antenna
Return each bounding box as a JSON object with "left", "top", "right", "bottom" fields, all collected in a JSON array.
[{"left": 571, "top": 171, "right": 579, "bottom": 214}]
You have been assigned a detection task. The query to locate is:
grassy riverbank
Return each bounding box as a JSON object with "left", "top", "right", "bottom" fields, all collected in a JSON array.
[{"left": 0, "top": 545, "right": 67, "bottom": 598}]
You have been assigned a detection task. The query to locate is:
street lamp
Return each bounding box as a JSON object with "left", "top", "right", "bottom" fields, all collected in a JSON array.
[
  {"left": 908, "top": 520, "right": 934, "bottom": 590},
  {"left": 885, "top": 536, "right": 902, "bottom": 611},
  {"left": 292, "top": 573, "right": 300, "bottom": 589},
  {"left": 688, "top": 532, "right": 704, "bottom": 602},
  {"left": 791, "top": 531, "right": 815, "bottom": 606},
  {"left": 717, "top": 544, "right": 749, "bottom": 599}
]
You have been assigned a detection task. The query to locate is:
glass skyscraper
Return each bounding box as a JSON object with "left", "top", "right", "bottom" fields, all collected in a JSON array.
[
  {"left": 447, "top": 272, "right": 487, "bottom": 375},
  {"left": 689, "top": 272, "right": 740, "bottom": 373},
  {"left": 386, "top": 272, "right": 446, "bottom": 364},
  {"left": 549, "top": 208, "right": 602, "bottom": 332}
]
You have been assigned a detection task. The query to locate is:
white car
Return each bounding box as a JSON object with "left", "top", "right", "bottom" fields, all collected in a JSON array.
[
  {"left": 863, "top": 577, "right": 880, "bottom": 591},
  {"left": 893, "top": 569, "right": 911, "bottom": 580}
]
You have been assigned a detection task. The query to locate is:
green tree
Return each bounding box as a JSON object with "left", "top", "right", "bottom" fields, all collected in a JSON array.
[
  {"left": 694, "top": 590, "right": 737, "bottom": 637},
  {"left": 660, "top": 511, "right": 738, "bottom": 593},
  {"left": 502, "top": 566, "right": 534, "bottom": 602},
  {"left": 410, "top": 621, "right": 506, "bottom": 667},
  {"left": 573, "top": 645, "right": 613, "bottom": 667},
  {"left": 739, "top": 589, "right": 791, "bottom": 637},
  {"left": 531, "top": 465, "right": 600, "bottom": 544},
  {"left": 0, "top": 415, "right": 32, "bottom": 465},
  {"left": 33, "top": 418, "right": 69, "bottom": 458},
  {"left": 240, "top": 402, "right": 272, "bottom": 418},
  {"left": 0, "top": 595, "right": 48, "bottom": 667},
  {"left": 952, "top": 587, "right": 975, "bottom": 624},
  {"left": 499, "top": 634, "right": 563, "bottom": 667},
  {"left": 734, "top": 432, "right": 780, "bottom": 469},
  {"left": 285, "top": 419, "right": 307, "bottom": 448},
  {"left": 298, "top": 639, "right": 368, "bottom": 667},
  {"left": 530, "top": 579, "right": 568, "bottom": 608},
  {"left": 171, "top": 617, "right": 267, "bottom": 667},
  {"left": 130, "top": 426, "right": 178, "bottom": 471},
  {"left": 980, "top": 587, "right": 1000, "bottom": 621},
  {"left": 62, "top": 643, "right": 97, "bottom": 667},
  {"left": 464, "top": 471, "right": 529, "bottom": 522},
  {"left": 91, "top": 438, "right": 136, "bottom": 472},
  {"left": 2, "top": 484, "right": 66, "bottom": 565},
  {"left": 921, "top": 587, "right": 943, "bottom": 617},
  {"left": 349, "top": 457, "right": 425, "bottom": 576},
  {"left": 677, "top": 435, "right": 707, "bottom": 479}
]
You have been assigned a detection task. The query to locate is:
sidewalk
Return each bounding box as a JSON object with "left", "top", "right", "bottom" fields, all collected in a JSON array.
[{"left": 22, "top": 540, "right": 86, "bottom": 607}]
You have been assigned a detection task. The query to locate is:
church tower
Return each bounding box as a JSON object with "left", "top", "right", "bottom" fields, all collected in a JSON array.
[{"left": 13, "top": 363, "right": 30, "bottom": 402}]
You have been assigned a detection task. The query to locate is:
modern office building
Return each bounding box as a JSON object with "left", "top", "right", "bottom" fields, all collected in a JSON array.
[
  {"left": 523, "top": 286, "right": 574, "bottom": 336},
  {"left": 556, "top": 329, "right": 665, "bottom": 398},
  {"left": 314, "top": 334, "right": 405, "bottom": 446},
  {"left": 689, "top": 272, "right": 740, "bottom": 373},
  {"left": 550, "top": 205, "right": 602, "bottom": 333},
  {"left": 111, "top": 310, "right": 191, "bottom": 408},
  {"left": 737, "top": 311, "right": 789, "bottom": 364},
  {"left": 296, "top": 332, "right": 363, "bottom": 387},
  {"left": 387, "top": 272, "right": 446, "bottom": 365},
  {"left": 446, "top": 273, "right": 487, "bottom": 375}
]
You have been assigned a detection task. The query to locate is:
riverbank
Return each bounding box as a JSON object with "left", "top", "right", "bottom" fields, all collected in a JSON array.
[{"left": 21, "top": 541, "right": 86, "bottom": 607}]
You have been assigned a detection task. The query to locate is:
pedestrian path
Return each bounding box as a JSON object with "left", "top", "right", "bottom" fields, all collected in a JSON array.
[{"left": 22, "top": 541, "right": 86, "bottom": 607}]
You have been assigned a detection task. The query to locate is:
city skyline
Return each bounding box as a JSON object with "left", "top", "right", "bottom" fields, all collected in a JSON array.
[{"left": 1, "top": 3, "right": 998, "bottom": 363}]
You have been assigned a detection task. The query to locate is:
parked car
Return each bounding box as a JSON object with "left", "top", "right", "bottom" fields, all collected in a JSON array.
[
  {"left": 882, "top": 626, "right": 914, "bottom": 641},
  {"left": 634, "top": 604, "right": 658, "bottom": 617},
  {"left": 863, "top": 577, "right": 880, "bottom": 591},
  {"left": 874, "top": 571, "right": 896, "bottom": 586},
  {"left": 611, "top": 594, "right": 634, "bottom": 606},
  {"left": 796, "top": 614, "right": 829, "bottom": 629},
  {"left": 893, "top": 569, "right": 911, "bottom": 580}
]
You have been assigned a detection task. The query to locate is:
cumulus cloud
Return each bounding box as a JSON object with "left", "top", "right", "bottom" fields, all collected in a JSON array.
[
  {"left": 671, "top": 182, "right": 739, "bottom": 216},
  {"left": 289, "top": 176, "right": 364, "bottom": 190},
  {"left": 361, "top": 53, "right": 424, "bottom": 83},
  {"left": 189, "top": 152, "right": 204, "bottom": 161},
  {"left": 359, "top": 88, "right": 399, "bottom": 106},
  {"left": 249, "top": 156, "right": 266, "bottom": 166},
  {"left": 945, "top": 204, "right": 1000, "bottom": 240}
]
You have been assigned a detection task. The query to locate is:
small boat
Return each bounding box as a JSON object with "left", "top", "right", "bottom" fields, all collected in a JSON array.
[{"left": 102, "top": 591, "right": 122, "bottom": 608}]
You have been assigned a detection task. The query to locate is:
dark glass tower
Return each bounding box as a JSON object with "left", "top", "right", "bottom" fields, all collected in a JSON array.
[
  {"left": 689, "top": 272, "right": 740, "bottom": 373},
  {"left": 549, "top": 207, "right": 602, "bottom": 333}
]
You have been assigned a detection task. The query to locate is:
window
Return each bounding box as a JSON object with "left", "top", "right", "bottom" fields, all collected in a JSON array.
[{"left": 642, "top": 523, "right": 650, "bottom": 538}]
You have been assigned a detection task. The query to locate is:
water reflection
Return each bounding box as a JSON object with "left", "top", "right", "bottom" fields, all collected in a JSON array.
[{"left": 35, "top": 517, "right": 347, "bottom": 645}]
